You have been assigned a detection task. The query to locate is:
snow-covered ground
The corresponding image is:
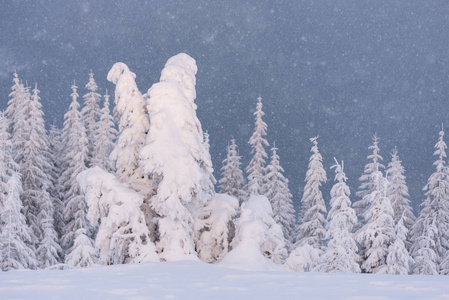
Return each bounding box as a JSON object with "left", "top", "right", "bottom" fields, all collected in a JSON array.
[{"left": 0, "top": 261, "right": 448, "bottom": 300}]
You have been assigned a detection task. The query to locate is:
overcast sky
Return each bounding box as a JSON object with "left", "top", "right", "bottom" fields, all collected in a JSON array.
[{"left": 1, "top": 0, "right": 449, "bottom": 210}]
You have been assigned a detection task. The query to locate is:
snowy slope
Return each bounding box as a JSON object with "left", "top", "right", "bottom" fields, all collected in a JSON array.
[{"left": 0, "top": 261, "right": 448, "bottom": 299}]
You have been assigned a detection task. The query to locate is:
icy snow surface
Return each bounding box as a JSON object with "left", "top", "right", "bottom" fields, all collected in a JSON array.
[{"left": 0, "top": 261, "right": 448, "bottom": 299}]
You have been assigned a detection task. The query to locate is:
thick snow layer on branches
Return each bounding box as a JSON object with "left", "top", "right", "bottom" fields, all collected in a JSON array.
[
  {"left": 77, "top": 167, "right": 158, "bottom": 264},
  {"left": 219, "top": 195, "right": 286, "bottom": 271},
  {"left": 140, "top": 53, "right": 215, "bottom": 261}
]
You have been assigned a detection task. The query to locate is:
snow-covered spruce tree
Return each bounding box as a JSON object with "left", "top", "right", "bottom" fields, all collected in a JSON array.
[
  {"left": 140, "top": 53, "right": 215, "bottom": 261},
  {"left": 218, "top": 139, "right": 247, "bottom": 205},
  {"left": 77, "top": 167, "right": 158, "bottom": 265},
  {"left": 219, "top": 195, "right": 287, "bottom": 270},
  {"left": 410, "top": 127, "right": 449, "bottom": 274},
  {"left": 0, "top": 173, "right": 38, "bottom": 271},
  {"left": 64, "top": 228, "right": 97, "bottom": 268},
  {"left": 91, "top": 90, "right": 117, "bottom": 171},
  {"left": 81, "top": 71, "right": 102, "bottom": 166},
  {"left": 24, "top": 85, "right": 61, "bottom": 267},
  {"left": 107, "top": 63, "right": 153, "bottom": 196},
  {"left": 314, "top": 159, "right": 360, "bottom": 273},
  {"left": 353, "top": 135, "right": 385, "bottom": 230},
  {"left": 295, "top": 136, "right": 327, "bottom": 250},
  {"left": 264, "top": 145, "right": 295, "bottom": 248},
  {"left": 355, "top": 169, "right": 395, "bottom": 273},
  {"left": 47, "top": 124, "right": 65, "bottom": 239},
  {"left": 386, "top": 148, "right": 415, "bottom": 249},
  {"left": 378, "top": 214, "right": 413, "bottom": 275},
  {"left": 196, "top": 194, "right": 239, "bottom": 263},
  {"left": 245, "top": 96, "right": 269, "bottom": 196},
  {"left": 412, "top": 213, "right": 439, "bottom": 275},
  {"left": 5, "top": 73, "right": 26, "bottom": 135},
  {"left": 60, "top": 83, "right": 94, "bottom": 259}
]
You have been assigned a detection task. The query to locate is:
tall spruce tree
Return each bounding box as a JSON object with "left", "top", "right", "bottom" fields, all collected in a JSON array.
[
  {"left": 354, "top": 135, "right": 385, "bottom": 229},
  {"left": 218, "top": 139, "right": 247, "bottom": 205},
  {"left": 411, "top": 127, "right": 449, "bottom": 274},
  {"left": 355, "top": 169, "right": 395, "bottom": 273},
  {"left": 81, "top": 71, "right": 102, "bottom": 166},
  {"left": 26, "top": 85, "right": 61, "bottom": 267},
  {"left": 315, "top": 159, "right": 360, "bottom": 273},
  {"left": 264, "top": 145, "right": 296, "bottom": 248},
  {"left": 295, "top": 136, "right": 327, "bottom": 251},
  {"left": 386, "top": 148, "right": 415, "bottom": 249},
  {"left": 245, "top": 96, "right": 269, "bottom": 196},
  {"left": 91, "top": 90, "right": 117, "bottom": 171},
  {"left": 60, "top": 83, "right": 94, "bottom": 256}
]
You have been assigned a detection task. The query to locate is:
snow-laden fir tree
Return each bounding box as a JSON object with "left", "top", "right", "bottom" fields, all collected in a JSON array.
[
  {"left": 64, "top": 228, "right": 97, "bottom": 268},
  {"left": 78, "top": 167, "right": 158, "bottom": 265},
  {"left": 314, "top": 159, "right": 360, "bottom": 273},
  {"left": 196, "top": 194, "right": 239, "bottom": 263},
  {"left": 263, "top": 145, "right": 296, "bottom": 248},
  {"left": 24, "top": 85, "right": 61, "bottom": 267},
  {"left": 5, "top": 73, "right": 26, "bottom": 134},
  {"left": 386, "top": 148, "right": 415, "bottom": 249},
  {"left": 412, "top": 213, "right": 439, "bottom": 275},
  {"left": 218, "top": 139, "right": 247, "bottom": 205},
  {"left": 378, "top": 214, "right": 413, "bottom": 275},
  {"left": 0, "top": 173, "right": 39, "bottom": 271},
  {"left": 140, "top": 53, "right": 215, "bottom": 261},
  {"left": 91, "top": 90, "right": 117, "bottom": 171},
  {"left": 47, "top": 124, "right": 65, "bottom": 239},
  {"left": 81, "top": 71, "right": 102, "bottom": 166},
  {"left": 245, "top": 96, "right": 269, "bottom": 196},
  {"left": 355, "top": 169, "right": 395, "bottom": 273},
  {"left": 106, "top": 63, "right": 152, "bottom": 196},
  {"left": 0, "top": 113, "right": 38, "bottom": 271},
  {"left": 410, "top": 127, "right": 449, "bottom": 274},
  {"left": 295, "top": 136, "right": 327, "bottom": 251},
  {"left": 353, "top": 135, "right": 385, "bottom": 229},
  {"left": 60, "top": 83, "right": 94, "bottom": 258}
]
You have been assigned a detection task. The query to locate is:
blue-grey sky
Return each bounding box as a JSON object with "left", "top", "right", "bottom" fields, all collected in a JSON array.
[{"left": 1, "top": 0, "right": 449, "bottom": 212}]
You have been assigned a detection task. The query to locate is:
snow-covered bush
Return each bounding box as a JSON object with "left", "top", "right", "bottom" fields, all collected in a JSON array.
[
  {"left": 285, "top": 244, "right": 321, "bottom": 272},
  {"left": 197, "top": 193, "right": 239, "bottom": 263},
  {"left": 219, "top": 195, "right": 286, "bottom": 271},
  {"left": 77, "top": 167, "right": 159, "bottom": 265}
]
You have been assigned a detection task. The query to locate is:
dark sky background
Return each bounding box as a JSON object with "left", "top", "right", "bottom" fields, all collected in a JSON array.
[{"left": 1, "top": 0, "right": 449, "bottom": 213}]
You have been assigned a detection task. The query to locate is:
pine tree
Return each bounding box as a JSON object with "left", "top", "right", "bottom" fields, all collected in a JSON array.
[
  {"left": 355, "top": 170, "right": 395, "bottom": 273},
  {"left": 410, "top": 127, "right": 449, "bottom": 274},
  {"left": 64, "top": 228, "right": 97, "bottom": 268},
  {"left": 140, "top": 53, "right": 215, "bottom": 261},
  {"left": 0, "top": 113, "right": 37, "bottom": 270},
  {"left": 81, "top": 71, "right": 102, "bottom": 166},
  {"left": 378, "top": 215, "right": 413, "bottom": 275},
  {"left": 25, "top": 85, "right": 61, "bottom": 267},
  {"left": 315, "top": 159, "right": 360, "bottom": 273},
  {"left": 354, "top": 135, "right": 385, "bottom": 229},
  {"left": 0, "top": 173, "right": 38, "bottom": 271},
  {"left": 48, "top": 125, "right": 65, "bottom": 239},
  {"left": 5, "top": 73, "right": 26, "bottom": 135},
  {"left": 218, "top": 139, "right": 247, "bottom": 205},
  {"left": 386, "top": 148, "right": 415, "bottom": 249},
  {"left": 60, "top": 83, "right": 94, "bottom": 254},
  {"left": 295, "top": 136, "right": 327, "bottom": 252},
  {"left": 412, "top": 214, "right": 439, "bottom": 275},
  {"left": 106, "top": 63, "right": 152, "bottom": 195},
  {"left": 264, "top": 145, "right": 296, "bottom": 248},
  {"left": 245, "top": 96, "right": 269, "bottom": 196},
  {"left": 91, "top": 90, "right": 117, "bottom": 171}
]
